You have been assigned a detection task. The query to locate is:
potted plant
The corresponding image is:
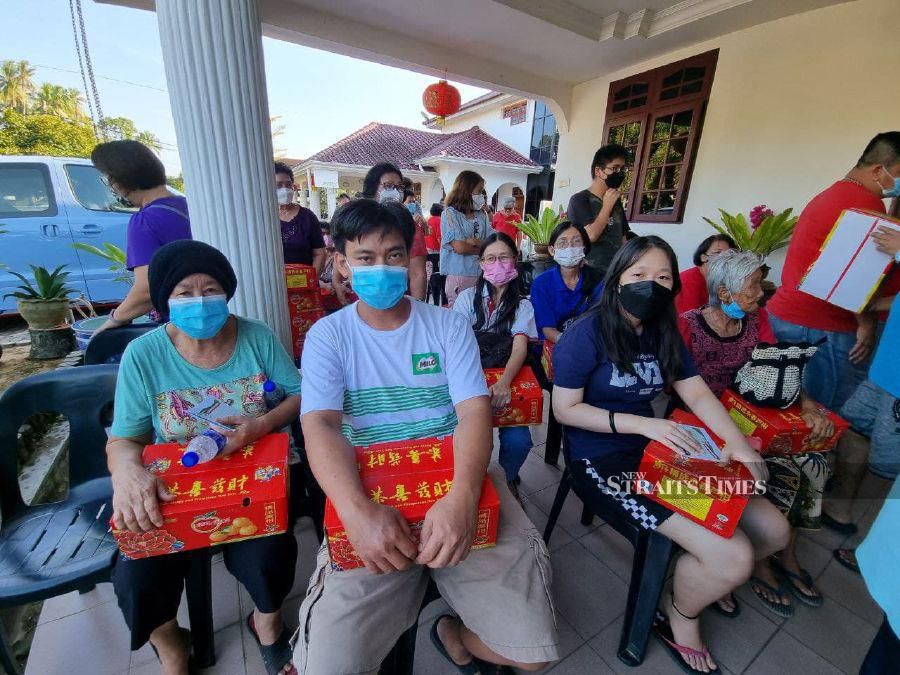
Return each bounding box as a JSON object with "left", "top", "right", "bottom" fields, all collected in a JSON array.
[
  {"left": 4, "top": 264, "right": 75, "bottom": 329},
  {"left": 516, "top": 207, "right": 561, "bottom": 257}
]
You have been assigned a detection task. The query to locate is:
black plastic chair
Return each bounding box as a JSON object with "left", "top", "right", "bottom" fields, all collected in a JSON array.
[
  {"left": 83, "top": 324, "right": 157, "bottom": 365},
  {"left": 543, "top": 446, "right": 674, "bottom": 667},
  {"left": 0, "top": 365, "right": 121, "bottom": 675}
]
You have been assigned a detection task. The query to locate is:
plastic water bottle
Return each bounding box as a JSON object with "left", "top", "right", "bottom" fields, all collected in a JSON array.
[
  {"left": 182, "top": 428, "right": 227, "bottom": 467},
  {"left": 263, "top": 380, "right": 286, "bottom": 410}
]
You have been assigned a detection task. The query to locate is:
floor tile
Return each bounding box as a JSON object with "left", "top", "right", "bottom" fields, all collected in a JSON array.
[
  {"left": 528, "top": 482, "right": 602, "bottom": 540},
  {"left": 517, "top": 452, "right": 564, "bottom": 496},
  {"left": 547, "top": 643, "right": 614, "bottom": 673},
  {"left": 286, "top": 518, "right": 322, "bottom": 601},
  {"left": 37, "top": 582, "right": 117, "bottom": 625},
  {"left": 793, "top": 533, "right": 834, "bottom": 581},
  {"left": 209, "top": 557, "right": 243, "bottom": 630},
  {"left": 744, "top": 630, "right": 844, "bottom": 675},
  {"left": 733, "top": 580, "right": 788, "bottom": 628},
  {"left": 552, "top": 613, "right": 589, "bottom": 664},
  {"left": 589, "top": 615, "right": 693, "bottom": 675},
  {"left": 782, "top": 594, "right": 878, "bottom": 673},
  {"left": 199, "top": 622, "right": 246, "bottom": 675},
  {"left": 520, "top": 494, "right": 574, "bottom": 552},
  {"left": 550, "top": 540, "right": 628, "bottom": 640},
  {"left": 578, "top": 524, "right": 637, "bottom": 583},
  {"left": 816, "top": 558, "right": 882, "bottom": 626},
  {"left": 701, "top": 600, "right": 779, "bottom": 673},
  {"left": 26, "top": 596, "right": 132, "bottom": 675}
]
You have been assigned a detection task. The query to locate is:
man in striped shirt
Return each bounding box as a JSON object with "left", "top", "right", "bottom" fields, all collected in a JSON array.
[{"left": 297, "top": 199, "right": 558, "bottom": 674}]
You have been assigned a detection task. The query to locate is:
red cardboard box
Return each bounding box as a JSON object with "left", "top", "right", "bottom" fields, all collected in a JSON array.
[
  {"left": 324, "top": 471, "right": 500, "bottom": 571},
  {"left": 285, "top": 264, "right": 320, "bottom": 292},
  {"left": 290, "top": 308, "right": 326, "bottom": 336},
  {"left": 484, "top": 367, "right": 544, "bottom": 427},
  {"left": 541, "top": 341, "right": 554, "bottom": 382},
  {"left": 720, "top": 390, "right": 849, "bottom": 455},
  {"left": 355, "top": 436, "right": 454, "bottom": 478},
  {"left": 639, "top": 410, "right": 756, "bottom": 538},
  {"left": 111, "top": 434, "right": 290, "bottom": 559},
  {"left": 287, "top": 291, "right": 323, "bottom": 313}
]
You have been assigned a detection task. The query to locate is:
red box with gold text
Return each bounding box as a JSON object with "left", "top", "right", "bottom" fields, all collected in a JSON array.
[
  {"left": 285, "top": 263, "right": 320, "bottom": 292},
  {"left": 639, "top": 410, "right": 755, "bottom": 538},
  {"left": 720, "top": 390, "right": 849, "bottom": 456},
  {"left": 287, "top": 291, "right": 323, "bottom": 314},
  {"left": 111, "top": 434, "right": 290, "bottom": 559},
  {"left": 483, "top": 367, "right": 544, "bottom": 427},
  {"left": 356, "top": 436, "right": 454, "bottom": 478},
  {"left": 541, "top": 341, "right": 554, "bottom": 382}
]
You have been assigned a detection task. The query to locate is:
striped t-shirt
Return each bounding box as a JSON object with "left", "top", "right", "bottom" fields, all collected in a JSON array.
[{"left": 300, "top": 299, "right": 489, "bottom": 446}]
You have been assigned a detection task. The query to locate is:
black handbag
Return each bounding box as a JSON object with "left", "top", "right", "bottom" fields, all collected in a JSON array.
[
  {"left": 474, "top": 330, "right": 513, "bottom": 369},
  {"left": 732, "top": 339, "right": 824, "bottom": 409}
]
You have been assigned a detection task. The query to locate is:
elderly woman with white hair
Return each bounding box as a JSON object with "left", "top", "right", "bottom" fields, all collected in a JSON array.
[
  {"left": 492, "top": 195, "right": 523, "bottom": 244},
  {"left": 679, "top": 249, "right": 835, "bottom": 621}
]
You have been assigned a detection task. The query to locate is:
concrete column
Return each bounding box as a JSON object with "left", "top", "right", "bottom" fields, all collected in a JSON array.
[
  {"left": 309, "top": 187, "right": 321, "bottom": 219},
  {"left": 325, "top": 188, "right": 337, "bottom": 221},
  {"left": 156, "top": 0, "right": 290, "bottom": 350}
]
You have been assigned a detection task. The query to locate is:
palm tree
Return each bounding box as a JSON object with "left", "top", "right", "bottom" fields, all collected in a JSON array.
[
  {"left": 0, "top": 59, "right": 36, "bottom": 113},
  {"left": 135, "top": 130, "right": 162, "bottom": 154},
  {"left": 33, "top": 83, "right": 67, "bottom": 114},
  {"left": 61, "top": 88, "right": 87, "bottom": 121}
]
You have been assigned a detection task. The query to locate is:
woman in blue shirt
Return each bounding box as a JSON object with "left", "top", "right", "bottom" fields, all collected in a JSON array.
[
  {"left": 107, "top": 240, "right": 301, "bottom": 675},
  {"left": 552, "top": 236, "right": 789, "bottom": 675},
  {"left": 530, "top": 221, "right": 604, "bottom": 343}
]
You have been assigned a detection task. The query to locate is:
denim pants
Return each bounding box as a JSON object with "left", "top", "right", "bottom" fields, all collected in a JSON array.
[
  {"left": 768, "top": 314, "right": 867, "bottom": 411},
  {"left": 498, "top": 426, "right": 532, "bottom": 481}
]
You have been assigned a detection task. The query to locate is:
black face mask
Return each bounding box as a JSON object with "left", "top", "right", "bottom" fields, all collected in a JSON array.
[
  {"left": 604, "top": 170, "right": 626, "bottom": 189},
  {"left": 618, "top": 280, "right": 673, "bottom": 321}
]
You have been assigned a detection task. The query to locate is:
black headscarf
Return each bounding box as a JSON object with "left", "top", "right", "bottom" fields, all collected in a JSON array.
[{"left": 148, "top": 240, "right": 237, "bottom": 319}]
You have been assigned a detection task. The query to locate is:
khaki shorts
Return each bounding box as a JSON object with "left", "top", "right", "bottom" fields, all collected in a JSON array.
[{"left": 293, "top": 467, "right": 559, "bottom": 674}]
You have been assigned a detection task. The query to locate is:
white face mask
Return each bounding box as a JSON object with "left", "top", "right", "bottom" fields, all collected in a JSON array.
[
  {"left": 472, "top": 194, "right": 486, "bottom": 210},
  {"left": 553, "top": 246, "right": 585, "bottom": 268},
  {"left": 378, "top": 188, "right": 403, "bottom": 204},
  {"left": 276, "top": 187, "right": 295, "bottom": 205}
]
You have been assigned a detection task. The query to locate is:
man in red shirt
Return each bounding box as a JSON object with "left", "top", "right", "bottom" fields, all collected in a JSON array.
[
  {"left": 491, "top": 197, "right": 522, "bottom": 245},
  {"left": 768, "top": 131, "right": 900, "bottom": 412}
]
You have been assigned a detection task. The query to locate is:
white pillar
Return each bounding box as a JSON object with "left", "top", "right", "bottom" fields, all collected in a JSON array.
[
  {"left": 325, "top": 188, "right": 337, "bottom": 221},
  {"left": 156, "top": 0, "right": 290, "bottom": 350},
  {"left": 309, "top": 187, "right": 321, "bottom": 219}
]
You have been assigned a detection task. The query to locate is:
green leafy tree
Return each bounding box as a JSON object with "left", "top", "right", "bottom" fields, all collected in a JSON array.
[
  {"left": 0, "top": 108, "right": 97, "bottom": 157},
  {"left": 167, "top": 174, "right": 185, "bottom": 192},
  {"left": 98, "top": 115, "right": 138, "bottom": 141},
  {"left": 0, "top": 59, "right": 36, "bottom": 114},
  {"left": 135, "top": 129, "right": 162, "bottom": 154},
  {"left": 32, "top": 83, "right": 87, "bottom": 122}
]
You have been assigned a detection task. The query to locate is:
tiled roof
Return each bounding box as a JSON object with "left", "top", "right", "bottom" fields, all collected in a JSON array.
[{"left": 305, "top": 122, "right": 538, "bottom": 170}]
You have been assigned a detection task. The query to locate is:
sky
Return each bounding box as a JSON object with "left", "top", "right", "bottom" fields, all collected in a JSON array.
[{"left": 2, "top": 0, "right": 489, "bottom": 175}]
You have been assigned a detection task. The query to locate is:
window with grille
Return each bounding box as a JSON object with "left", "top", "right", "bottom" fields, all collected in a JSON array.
[{"left": 603, "top": 50, "right": 718, "bottom": 223}]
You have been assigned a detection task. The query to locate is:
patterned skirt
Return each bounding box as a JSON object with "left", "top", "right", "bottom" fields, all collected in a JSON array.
[{"left": 764, "top": 452, "right": 830, "bottom": 529}]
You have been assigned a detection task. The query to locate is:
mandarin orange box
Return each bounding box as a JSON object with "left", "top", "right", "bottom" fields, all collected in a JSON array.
[
  {"left": 285, "top": 263, "right": 320, "bottom": 292},
  {"left": 483, "top": 366, "right": 543, "bottom": 427},
  {"left": 324, "top": 471, "right": 500, "bottom": 571},
  {"left": 287, "top": 290, "right": 323, "bottom": 313},
  {"left": 720, "top": 390, "right": 849, "bottom": 456},
  {"left": 541, "top": 341, "right": 554, "bottom": 382},
  {"left": 111, "top": 434, "right": 290, "bottom": 559},
  {"left": 638, "top": 410, "right": 756, "bottom": 538},
  {"left": 355, "top": 436, "right": 454, "bottom": 478}
]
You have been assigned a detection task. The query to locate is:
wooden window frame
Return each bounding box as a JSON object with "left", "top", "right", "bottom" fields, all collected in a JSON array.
[{"left": 603, "top": 49, "right": 718, "bottom": 223}]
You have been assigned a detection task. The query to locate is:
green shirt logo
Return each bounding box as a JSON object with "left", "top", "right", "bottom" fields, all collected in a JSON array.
[{"left": 412, "top": 352, "right": 442, "bottom": 375}]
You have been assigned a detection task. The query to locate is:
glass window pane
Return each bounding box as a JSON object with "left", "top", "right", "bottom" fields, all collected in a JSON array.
[
  {"left": 649, "top": 142, "right": 668, "bottom": 167},
  {"left": 614, "top": 86, "right": 631, "bottom": 101},
  {"left": 624, "top": 122, "right": 642, "bottom": 146},
  {"left": 65, "top": 164, "right": 134, "bottom": 212},
  {"left": 629, "top": 95, "right": 647, "bottom": 108},
  {"left": 532, "top": 120, "right": 544, "bottom": 148},
  {"left": 632, "top": 82, "right": 649, "bottom": 95},
  {"left": 652, "top": 116, "right": 673, "bottom": 141},
  {"left": 612, "top": 101, "right": 629, "bottom": 113},
  {"left": 644, "top": 168, "right": 661, "bottom": 191},
  {"left": 534, "top": 100, "right": 547, "bottom": 117},
  {"left": 672, "top": 110, "right": 693, "bottom": 137},
  {"left": 662, "top": 70, "right": 683, "bottom": 88},
  {"left": 0, "top": 166, "right": 53, "bottom": 215},
  {"left": 640, "top": 192, "right": 658, "bottom": 214},
  {"left": 542, "top": 114, "right": 556, "bottom": 141},
  {"left": 657, "top": 191, "right": 676, "bottom": 213},
  {"left": 660, "top": 87, "right": 679, "bottom": 101},
  {"left": 608, "top": 125, "right": 625, "bottom": 145},
  {"left": 684, "top": 66, "right": 705, "bottom": 82},
  {"left": 667, "top": 138, "right": 687, "bottom": 163},
  {"left": 681, "top": 80, "right": 702, "bottom": 95},
  {"left": 661, "top": 165, "right": 682, "bottom": 190}
]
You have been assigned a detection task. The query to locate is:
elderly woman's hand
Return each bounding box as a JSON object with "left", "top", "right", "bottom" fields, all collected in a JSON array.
[
  {"left": 800, "top": 404, "right": 835, "bottom": 444},
  {"left": 112, "top": 463, "right": 176, "bottom": 532},
  {"left": 218, "top": 415, "right": 270, "bottom": 455},
  {"left": 721, "top": 441, "right": 769, "bottom": 483}
]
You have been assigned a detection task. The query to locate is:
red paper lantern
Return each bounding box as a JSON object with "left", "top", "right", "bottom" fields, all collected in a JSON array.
[{"left": 422, "top": 80, "right": 461, "bottom": 124}]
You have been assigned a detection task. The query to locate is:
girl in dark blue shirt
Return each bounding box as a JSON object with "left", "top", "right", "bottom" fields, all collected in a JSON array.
[{"left": 552, "top": 235, "right": 789, "bottom": 674}]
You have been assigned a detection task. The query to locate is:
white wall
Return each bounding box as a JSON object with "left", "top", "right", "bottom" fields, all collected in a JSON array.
[
  {"left": 552, "top": 0, "right": 900, "bottom": 282},
  {"left": 439, "top": 98, "right": 535, "bottom": 158}
]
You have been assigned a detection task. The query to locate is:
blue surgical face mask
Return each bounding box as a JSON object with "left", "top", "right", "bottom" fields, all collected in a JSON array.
[
  {"left": 405, "top": 201, "right": 419, "bottom": 215},
  {"left": 721, "top": 294, "right": 746, "bottom": 320},
  {"left": 168, "top": 294, "right": 230, "bottom": 339},
  {"left": 881, "top": 167, "right": 900, "bottom": 198},
  {"left": 349, "top": 265, "right": 408, "bottom": 310}
]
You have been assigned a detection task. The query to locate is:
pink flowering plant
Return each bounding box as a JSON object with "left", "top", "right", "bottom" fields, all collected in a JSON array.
[{"left": 703, "top": 205, "right": 798, "bottom": 257}]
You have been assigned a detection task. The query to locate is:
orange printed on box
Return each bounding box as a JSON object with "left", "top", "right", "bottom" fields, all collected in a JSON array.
[
  {"left": 483, "top": 366, "right": 543, "bottom": 427},
  {"left": 111, "top": 433, "right": 290, "bottom": 559}
]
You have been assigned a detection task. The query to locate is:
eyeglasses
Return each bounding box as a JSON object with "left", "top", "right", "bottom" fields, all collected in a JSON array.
[
  {"left": 379, "top": 182, "right": 403, "bottom": 191},
  {"left": 554, "top": 238, "right": 584, "bottom": 248},
  {"left": 603, "top": 165, "right": 626, "bottom": 174},
  {"left": 482, "top": 254, "right": 515, "bottom": 264},
  {"left": 99, "top": 175, "right": 112, "bottom": 188}
]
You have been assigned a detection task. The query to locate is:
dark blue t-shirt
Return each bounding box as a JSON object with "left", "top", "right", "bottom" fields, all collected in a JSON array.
[{"left": 552, "top": 311, "right": 698, "bottom": 461}]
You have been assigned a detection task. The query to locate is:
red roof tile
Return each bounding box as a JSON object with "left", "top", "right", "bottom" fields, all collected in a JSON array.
[{"left": 305, "top": 122, "right": 538, "bottom": 170}]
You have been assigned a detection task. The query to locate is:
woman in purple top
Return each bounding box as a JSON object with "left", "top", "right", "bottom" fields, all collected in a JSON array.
[
  {"left": 274, "top": 162, "right": 326, "bottom": 273},
  {"left": 91, "top": 140, "right": 192, "bottom": 333}
]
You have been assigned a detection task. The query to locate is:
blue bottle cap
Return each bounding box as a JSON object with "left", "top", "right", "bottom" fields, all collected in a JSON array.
[
  {"left": 263, "top": 380, "right": 276, "bottom": 392},
  {"left": 181, "top": 451, "right": 200, "bottom": 467}
]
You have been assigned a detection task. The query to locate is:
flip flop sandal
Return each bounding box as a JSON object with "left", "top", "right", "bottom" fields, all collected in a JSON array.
[
  {"left": 652, "top": 611, "right": 717, "bottom": 674},
  {"left": 749, "top": 576, "right": 794, "bottom": 618},
  {"left": 771, "top": 559, "right": 824, "bottom": 607},
  {"left": 833, "top": 548, "right": 861, "bottom": 574},
  {"left": 430, "top": 615, "right": 492, "bottom": 674},
  {"left": 149, "top": 627, "right": 195, "bottom": 672},
  {"left": 820, "top": 512, "right": 858, "bottom": 535},
  {"left": 247, "top": 612, "right": 297, "bottom": 675},
  {"left": 711, "top": 593, "right": 741, "bottom": 619}
]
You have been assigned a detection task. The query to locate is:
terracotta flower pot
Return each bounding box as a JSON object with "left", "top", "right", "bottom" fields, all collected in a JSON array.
[
  {"left": 17, "top": 298, "right": 70, "bottom": 330},
  {"left": 533, "top": 244, "right": 550, "bottom": 256}
]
